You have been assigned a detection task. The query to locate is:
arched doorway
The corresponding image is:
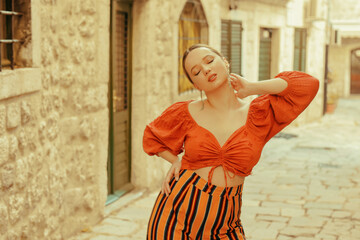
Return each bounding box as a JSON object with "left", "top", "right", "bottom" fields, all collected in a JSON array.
[{"left": 351, "top": 48, "right": 360, "bottom": 94}]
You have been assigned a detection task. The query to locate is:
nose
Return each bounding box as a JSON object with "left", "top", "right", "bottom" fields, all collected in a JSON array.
[{"left": 202, "top": 65, "right": 211, "bottom": 75}]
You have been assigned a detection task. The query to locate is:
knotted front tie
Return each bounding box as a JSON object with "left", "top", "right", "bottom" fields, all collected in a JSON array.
[{"left": 206, "top": 164, "right": 237, "bottom": 200}]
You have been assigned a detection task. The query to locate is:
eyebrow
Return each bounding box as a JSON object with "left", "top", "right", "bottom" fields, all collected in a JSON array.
[{"left": 190, "top": 55, "right": 212, "bottom": 73}]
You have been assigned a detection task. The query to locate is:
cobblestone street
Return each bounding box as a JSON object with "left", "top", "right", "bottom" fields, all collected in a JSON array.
[{"left": 70, "top": 98, "right": 360, "bottom": 240}]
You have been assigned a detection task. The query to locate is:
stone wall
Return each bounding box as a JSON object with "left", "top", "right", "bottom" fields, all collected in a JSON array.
[
  {"left": 330, "top": 0, "right": 360, "bottom": 21},
  {"left": 0, "top": 0, "right": 110, "bottom": 239},
  {"left": 132, "top": 0, "right": 327, "bottom": 188},
  {"left": 328, "top": 0, "right": 360, "bottom": 98}
]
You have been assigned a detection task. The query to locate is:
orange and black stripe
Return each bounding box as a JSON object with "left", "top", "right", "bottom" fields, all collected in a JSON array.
[{"left": 147, "top": 169, "right": 246, "bottom": 240}]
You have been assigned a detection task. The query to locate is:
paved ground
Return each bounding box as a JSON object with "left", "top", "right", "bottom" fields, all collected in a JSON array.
[{"left": 70, "top": 98, "right": 360, "bottom": 240}]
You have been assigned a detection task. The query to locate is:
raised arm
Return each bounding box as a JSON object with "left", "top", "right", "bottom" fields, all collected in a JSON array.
[{"left": 231, "top": 71, "right": 320, "bottom": 142}]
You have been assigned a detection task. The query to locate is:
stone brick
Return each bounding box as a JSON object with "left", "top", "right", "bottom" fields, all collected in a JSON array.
[
  {"left": 47, "top": 112, "right": 59, "bottom": 141},
  {"left": 92, "top": 219, "right": 138, "bottom": 236},
  {"left": 78, "top": 16, "right": 95, "bottom": 38},
  {"left": 84, "top": 188, "right": 97, "bottom": 210},
  {"left": 304, "top": 202, "right": 343, "bottom": 210},
  {"left": 332, "top": 210, "right": 352, "bottom": 218},
  {"left": 8, "top": 194, "right": 25, "bottom": 224},
  {"left": 17, "top": 129, "right": 28, "bottom": 151},
  {"left": 255, "top": 206, "right": 281, "bottom": 216},
  {"left": 281, "top": 208, "right": 305, "bottom": 217},
  {"left": 6, "top": 230, "right": 20, "bottom": 240},
  {"left": 15, "top": 158, "right": 28, "bottom": 189},
  {"left": 21, "top": 101, "right": 31, "bottom": 125},
  {"left": 0, "top": 203, "right": 8, "bottom": 234},
  {"left": 1, "top": 163, "right": 14, "bottom": 190},
  {"left": 0, "top": 105, "right": 5, "bottom": 135},
  {"left": 280, "top": 226, "right": 320, "bottom": 237},
  {"left": 8, "top": 135, "right": 18, "bottom": 161},
  {"left": 288, "top": 216, "right": 326, "bottom": 228},
  {"left": 352, "top": 212, "right": 360, "bottom": 220},
  {"left": 64, "top": 188, "right": 83, "bottom": 212},
  {"left": 85, "top": 41, "right": 96, "bottom": 61},
  {"left": 38, "top": 121, "right": 47, "bottom": 144},
  {"left": 80, "top": 117, "right": 92, "bottom": 139},
  {"left": 81, "top": 0, "right": 96, "bottom": 15},
  {"left": 307, "top": 208, "right": 333, "bottom": 217},
  {"left": 321, "top": 219, "right": 353, "bottom": 234},
  {"left": 6, "top": 103, "right": 20, "bottom": 129},
  {"left": 0, "top": 136, "right": 9, "bottom": 166},
  {"left": 71, "top": 39, "right": 84, "bottom": 64},
  {"left": 115, "top": 206, "right": 153, "bottom": 221},
  {"left": 256, "top": 214, "right": 290, "bottom": 222},
  {"left": 26, "top": 126, "right": 38, "bottom": 151},
  {"left": 250, "top": 228, "right": 278, "bottom": 240}
]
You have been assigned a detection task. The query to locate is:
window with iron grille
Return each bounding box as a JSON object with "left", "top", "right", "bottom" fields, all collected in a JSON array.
[
  {"left": 294, "top": 28, "right": 306, "bottom": 72},
  {"left": 0, "top": 0, "right": 31, "bottom": 72},
  {"left": 221, "top": 20, "right": 243, "bottom": 75},
  {"left": 178, "top": 0, "right": 208, "bottom": 94}
]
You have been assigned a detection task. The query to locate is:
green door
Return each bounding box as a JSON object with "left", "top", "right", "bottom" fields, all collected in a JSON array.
[
  {"left": 258, "top": 28, "right": 272, "bottom": 81},
  {"left": 108, "top": 0, "right": 133, "bottom": 204}
]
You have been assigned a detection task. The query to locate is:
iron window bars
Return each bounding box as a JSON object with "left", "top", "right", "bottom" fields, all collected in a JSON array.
[{"left": 0, "top": 0, "right": 23, "bottom": 72}]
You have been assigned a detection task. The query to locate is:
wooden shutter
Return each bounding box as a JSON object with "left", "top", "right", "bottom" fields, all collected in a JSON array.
[
  {"left": 294, "top": 28, "right": 306, "bottom": 71},
  {"left": 259, "top": 28, "right": 272, "bottom": 81},
  {"left": 221, "top": 20, "right": 242, "bottom": 75}
]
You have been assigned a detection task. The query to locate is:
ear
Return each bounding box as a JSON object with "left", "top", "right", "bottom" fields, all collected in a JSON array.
[{"left": 222, "top": 57, "right": 230, "bottom": 69}]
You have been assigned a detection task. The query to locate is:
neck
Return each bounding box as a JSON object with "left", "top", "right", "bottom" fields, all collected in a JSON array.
[{"left": 204, "top": 80, "right": 240, "bottom": 111}]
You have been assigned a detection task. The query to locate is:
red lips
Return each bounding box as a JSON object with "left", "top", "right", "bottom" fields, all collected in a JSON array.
[{"left": 208, "top": 73, "right": 217, "bottom": 82}]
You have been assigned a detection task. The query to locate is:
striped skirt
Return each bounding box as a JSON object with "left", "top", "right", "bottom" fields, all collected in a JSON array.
[{"left": 147, "top": 169, "right": 246, "bottom": 240}]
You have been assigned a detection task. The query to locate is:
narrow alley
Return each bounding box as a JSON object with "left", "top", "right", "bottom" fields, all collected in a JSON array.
[{"left": 70, "top": 97, "right": 360, "bottom": 240}]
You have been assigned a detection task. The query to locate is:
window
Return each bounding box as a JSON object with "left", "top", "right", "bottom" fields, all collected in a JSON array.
[
  {"left": 294, "top": 28, "right": 306, "bottom": 72},
  {"left": 178, "top": 0, "right": 208, "bottom": 94},
  {"left": 0, "top": 0, "right": 30, "bottom": 71},
  {"left": 221, "top": 20, "right": 243, "bottom": 75}
]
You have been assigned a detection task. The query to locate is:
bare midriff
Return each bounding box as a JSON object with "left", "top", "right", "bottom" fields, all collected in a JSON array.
[{"left": 193, "top": 166, "right": 245, "bottom": 187}]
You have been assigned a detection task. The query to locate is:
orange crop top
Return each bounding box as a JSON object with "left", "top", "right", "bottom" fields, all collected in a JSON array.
[{"left": 143, "top": 71, "right": 319, "bottom": 192}]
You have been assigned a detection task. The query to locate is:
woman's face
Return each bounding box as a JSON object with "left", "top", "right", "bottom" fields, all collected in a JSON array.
[{"left": 184, "top": 47, "right": 229, "bottom": 92}]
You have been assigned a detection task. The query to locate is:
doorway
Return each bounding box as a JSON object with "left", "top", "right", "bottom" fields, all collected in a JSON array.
[
  {"left": 107, "top": 0, "right": 133, "bottom": 204},
  {"left": 351, "top": 48, "right": 360, "bottom": 94}
]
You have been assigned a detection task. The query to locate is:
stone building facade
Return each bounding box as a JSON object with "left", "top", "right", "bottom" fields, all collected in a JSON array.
[
  {"left": 132, "top": 0, "right": 327, "bottom": 190},
  {"left": 327, "top": 0, "right": 360, "bottom": 103},
  {"left": 1, "top": 0, "right": 109, "bottom": 239},
  {"left": 0, "top": 0, "right": 330, "bottom": 239}
]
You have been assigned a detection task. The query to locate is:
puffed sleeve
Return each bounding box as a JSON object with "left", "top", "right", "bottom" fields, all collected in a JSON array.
[
  {"left": 248, "top": 71, "right": 319, "bottom": 142},
  {"left": 143, "top": 101, "right": 190, "bottom": 156}
]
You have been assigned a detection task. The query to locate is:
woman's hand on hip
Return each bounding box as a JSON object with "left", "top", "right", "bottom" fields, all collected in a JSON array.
[
  {"left": 161, "top": 158, "right": 182, "bottom": 197},
  {"left": 229, "top": 73, "right": 253, "bottom": 98}
]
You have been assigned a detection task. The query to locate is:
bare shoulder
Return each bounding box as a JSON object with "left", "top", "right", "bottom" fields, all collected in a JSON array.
[{"left": 188, "top": 100, "right": 204, "bottom": 114}]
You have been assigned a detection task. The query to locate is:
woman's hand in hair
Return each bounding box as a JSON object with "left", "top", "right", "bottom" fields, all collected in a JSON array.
[
  {"left": 229, "top": 73, "right": 252, "bottom": 99},
  {"left": 161, "top": 157, "right": 182, "bottom": 197}
]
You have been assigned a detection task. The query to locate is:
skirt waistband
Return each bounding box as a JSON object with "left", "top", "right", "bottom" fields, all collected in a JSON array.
[{"left": 178, "top": 169, "right": 243, "bottom": 198}]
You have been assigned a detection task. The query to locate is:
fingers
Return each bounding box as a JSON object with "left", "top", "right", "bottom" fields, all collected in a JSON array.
[
  {"left": 161, "top": 166, "right": 175, "bottom": 196},
  {"left": 161, "top": 161, "right": 182, "bottom": 197},
  {"left": 174, "top": 166, "right": 180, "bottom": 181}
]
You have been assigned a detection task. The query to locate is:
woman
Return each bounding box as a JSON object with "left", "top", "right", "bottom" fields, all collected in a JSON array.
[{"left": 143, "top": 44, "right": 319, "bottom": 239}]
